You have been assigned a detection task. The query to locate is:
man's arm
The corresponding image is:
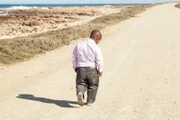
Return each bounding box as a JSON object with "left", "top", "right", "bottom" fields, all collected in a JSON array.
[
  {"left": 96, "top": 47, "right": 104, "bottom": 77},
  {"left": 72, "top": 45, "right": 78, "bottom": 72}
]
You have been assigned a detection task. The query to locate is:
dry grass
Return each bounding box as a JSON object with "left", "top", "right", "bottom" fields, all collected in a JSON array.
[
  {"left": 0, "top": 5, "right": 152, "bottom": 64},
  {"left": 175, "top": 3, "right": 180, "bottom": 8}
]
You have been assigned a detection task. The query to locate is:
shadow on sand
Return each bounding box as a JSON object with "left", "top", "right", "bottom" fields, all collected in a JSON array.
[{"left": 16, "top": 94, "right": 78, "bottom": 108}]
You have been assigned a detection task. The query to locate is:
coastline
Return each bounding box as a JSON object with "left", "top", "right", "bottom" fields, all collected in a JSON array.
[
  {"left": 0, "top": 5, "right": 153, "bottom": 65},
  {"left": 0, "top": 6, "right": 126, "bottom": 39}
]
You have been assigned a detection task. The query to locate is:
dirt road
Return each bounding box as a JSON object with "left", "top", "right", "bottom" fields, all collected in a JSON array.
[{"left": 0, "top": 3, "right": 180, "bottom": 120}]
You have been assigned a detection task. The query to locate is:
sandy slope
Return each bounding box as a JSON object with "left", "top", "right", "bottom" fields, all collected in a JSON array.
[{"left": 0, "top": 3, "right": 180, "bottom": 120}]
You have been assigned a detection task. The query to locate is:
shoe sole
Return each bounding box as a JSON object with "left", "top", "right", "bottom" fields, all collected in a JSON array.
[
  {"left": 86, "top": 103, "right": 93, "bottom": 106},
  {"left": 77, "top": 93, "right": 84, "bottom": 106}
]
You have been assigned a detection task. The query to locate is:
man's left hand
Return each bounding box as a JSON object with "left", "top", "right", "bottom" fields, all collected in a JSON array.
[{"left": 74, "top": 68, "right": 78, "bottom": 72}]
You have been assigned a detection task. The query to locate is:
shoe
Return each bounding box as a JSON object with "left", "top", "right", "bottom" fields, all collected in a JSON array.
[
  {"left": 86, "top": 102, "right": 94, "bottom": 106},
  {"left": 77, "top": 92, "right": 84, "bottom": 106}
]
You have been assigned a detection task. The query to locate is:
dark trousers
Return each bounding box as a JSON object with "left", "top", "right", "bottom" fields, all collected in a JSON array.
[{"left": 76, "top": 67, "right": 99, "bottom": 103}]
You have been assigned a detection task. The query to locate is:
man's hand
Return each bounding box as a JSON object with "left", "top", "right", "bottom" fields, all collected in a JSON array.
[
  {"left": 74, "top": 68, "right": 78, "bottom": 72},
  {"left": 99, "top": 72, "right": 103, "bottom": 77}
]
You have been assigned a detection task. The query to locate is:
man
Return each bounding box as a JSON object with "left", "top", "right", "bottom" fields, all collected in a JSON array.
[{"left": 72, "top": 30, "right": 104, "bottom": 106}]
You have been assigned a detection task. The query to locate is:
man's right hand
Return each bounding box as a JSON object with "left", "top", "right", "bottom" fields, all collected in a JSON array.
[{"left": 99, "top": 72, "right": 103, "bottom": 77}]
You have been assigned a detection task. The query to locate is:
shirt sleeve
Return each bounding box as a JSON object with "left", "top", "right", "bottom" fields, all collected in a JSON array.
[
  {"left": 72, "top": 45, "right": 78, "bottom": 69},
  {"left": 95, "top": 47, "right": 104, "bottom": 72}
]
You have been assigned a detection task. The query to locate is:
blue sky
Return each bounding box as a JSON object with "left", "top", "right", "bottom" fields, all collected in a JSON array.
[{"left": 0, "top": 0, "right": 179, "bottom": 4}]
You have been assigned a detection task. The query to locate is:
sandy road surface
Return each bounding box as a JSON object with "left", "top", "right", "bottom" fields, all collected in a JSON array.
[{"left": 0, "top": 3, "right": 180, "bottom": 120}]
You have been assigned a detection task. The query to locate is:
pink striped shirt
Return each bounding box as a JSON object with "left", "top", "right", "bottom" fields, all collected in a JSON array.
[{"left": 72, "top": 39, "right": 103, "bottom": 72}]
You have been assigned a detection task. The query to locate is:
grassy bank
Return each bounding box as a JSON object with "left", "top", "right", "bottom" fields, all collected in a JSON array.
[
  {"left": 175, "top": 3, "right": 180, "bottom": 8},
  {"left": 0, "top": 5, "right": 152, "bottom": 64}
]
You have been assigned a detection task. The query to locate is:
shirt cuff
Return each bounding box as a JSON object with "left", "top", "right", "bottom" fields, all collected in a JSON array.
[
  {"left": 98, "top": 67, "right": 103, "bottom": 72},
  {"left": 73, "top": 64, "right": 77, "bottom": 69}
]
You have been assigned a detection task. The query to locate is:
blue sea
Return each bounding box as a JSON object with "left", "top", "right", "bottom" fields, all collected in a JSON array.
[
  {"left": 0, "top": 4, "right": 151, "bottom": 16},
  {"left": 0, "top": 3, "right": 151, "bottom": 9}
]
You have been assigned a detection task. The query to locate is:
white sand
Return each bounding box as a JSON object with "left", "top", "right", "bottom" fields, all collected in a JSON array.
[{"left": 0, "top": 3, "right": 180, "bottom": 120}]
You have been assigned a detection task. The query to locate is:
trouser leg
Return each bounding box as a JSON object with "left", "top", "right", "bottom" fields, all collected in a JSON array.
[
  {"left": 87, "top": 69, "right": 99, "bottom": 103},
  {"left": 87, "top": 85, "right": 99, "bottom": 103},
  {"left": 76, "top": 68, "right": 87, "bottom": 94}
]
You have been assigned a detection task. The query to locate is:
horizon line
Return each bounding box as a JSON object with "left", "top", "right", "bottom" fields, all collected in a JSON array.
[
  {"left": 1, "top": 0, "right": 180, "bottom": 4},
  {"left": 0, "top": 2, "right": 178, "bottom": 5}
]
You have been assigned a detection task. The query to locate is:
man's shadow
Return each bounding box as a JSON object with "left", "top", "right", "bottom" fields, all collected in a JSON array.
[{"left": 16, "top": 94, "right": 78, "bottom": 108}]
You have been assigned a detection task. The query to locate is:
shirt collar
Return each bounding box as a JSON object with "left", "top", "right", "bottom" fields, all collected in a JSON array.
[{"left": 88, "top": 39, "right": 96, "bottom": 44}]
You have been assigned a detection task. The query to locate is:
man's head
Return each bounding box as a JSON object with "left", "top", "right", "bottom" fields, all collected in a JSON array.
[{"left": 90, "top": 30, "right": 102, "bottom": 44}]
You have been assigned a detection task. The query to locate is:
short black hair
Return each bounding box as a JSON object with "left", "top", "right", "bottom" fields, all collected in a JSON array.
[{"left": 90, "top": 30, "right": 102, "bottom": 39}]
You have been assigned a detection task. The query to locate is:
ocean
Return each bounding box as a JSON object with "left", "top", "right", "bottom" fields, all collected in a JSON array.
[
  {"left": 0, "top": 3, "right": 151, "bottom": 9},
  {"left": 0, "top": 4, "right": 151, "bottom": 16}
]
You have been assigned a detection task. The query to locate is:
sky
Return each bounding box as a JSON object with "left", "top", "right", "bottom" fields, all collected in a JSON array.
[{"left": 0, "top": 0, "right": 179, "bottom": 4}]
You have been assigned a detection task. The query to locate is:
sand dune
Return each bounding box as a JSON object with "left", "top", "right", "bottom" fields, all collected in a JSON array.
[{"left": 0, "top": 3, "right": 180, "bottom": 120}]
